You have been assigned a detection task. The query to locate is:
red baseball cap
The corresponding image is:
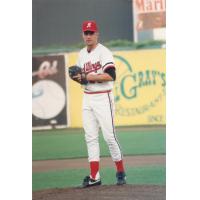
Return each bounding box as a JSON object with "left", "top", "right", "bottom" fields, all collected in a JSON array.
[{"left": 82, "top": 20, "right": 98, "bottom": 32}]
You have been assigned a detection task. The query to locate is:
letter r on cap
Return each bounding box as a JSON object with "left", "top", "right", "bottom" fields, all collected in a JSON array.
[{"left": 87, "top": 22, "right": 91, "bottom": 28}]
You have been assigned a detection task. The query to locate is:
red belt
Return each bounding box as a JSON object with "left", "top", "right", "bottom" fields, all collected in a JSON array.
[{"left": 84, "top": 90, "right": 111, "bottom": 94}]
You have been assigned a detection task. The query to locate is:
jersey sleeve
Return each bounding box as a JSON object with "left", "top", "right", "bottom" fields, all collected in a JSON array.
[
  {"left": 101, "top": 48, "right": 115, "bottom": 72},
  {"left": 104, "top": 67, "right": 116, "bottom": 81}
]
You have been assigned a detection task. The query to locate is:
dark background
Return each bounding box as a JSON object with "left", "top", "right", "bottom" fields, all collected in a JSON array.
[{"left": 32, "top": 0, "right": 133, "bottom": 48}]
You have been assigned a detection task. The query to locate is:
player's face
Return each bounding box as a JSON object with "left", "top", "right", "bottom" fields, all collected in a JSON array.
[{"left": 82, "top": 31, "right": 98, "bottom": 47}]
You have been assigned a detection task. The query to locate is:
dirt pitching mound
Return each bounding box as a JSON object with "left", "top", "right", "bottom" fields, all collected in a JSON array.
[{"left": 33, "top": 184, "right": 165, "bottom": 200}]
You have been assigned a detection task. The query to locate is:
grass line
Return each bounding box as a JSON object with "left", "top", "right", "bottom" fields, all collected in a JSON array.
[{"left": 33, "top": 130, "right": 166, "bottom": 160}]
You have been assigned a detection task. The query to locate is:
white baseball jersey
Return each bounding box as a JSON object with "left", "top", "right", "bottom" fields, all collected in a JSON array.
[{"left": 77, "top": 43, "right": 115, "bottom": 92}]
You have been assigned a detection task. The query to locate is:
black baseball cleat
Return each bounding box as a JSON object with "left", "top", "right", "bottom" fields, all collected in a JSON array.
[
  {"left": 82, "top": 176, "right": 102, "bottom": 188},
  {"left": 116, "top": 171, "right": 126, "bottom": 185}
]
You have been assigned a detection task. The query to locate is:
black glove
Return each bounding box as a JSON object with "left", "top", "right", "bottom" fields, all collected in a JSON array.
[{"left": 68, "top": 65, "right": 88, "bottom": 85}]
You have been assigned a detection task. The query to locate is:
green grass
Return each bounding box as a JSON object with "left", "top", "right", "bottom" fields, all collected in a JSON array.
[
  {"left": 32, "top": 129, "right": 166, "bottom": 160},
  {"left": 32, "top": 165, "right": 166, "bottom": 191}
]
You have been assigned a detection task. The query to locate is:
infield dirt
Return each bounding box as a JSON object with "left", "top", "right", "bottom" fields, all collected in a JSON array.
[
  {"left": 33, "top": 184, "right": 165, "bottom": 200},
  {"left": 33, "top": 155, "right": 165, "bottom": 172}
]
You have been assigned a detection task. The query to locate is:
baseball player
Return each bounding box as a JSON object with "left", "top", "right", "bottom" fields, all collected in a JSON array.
[{"left": 73, "top": 20, "right": 126, "bottom": 187}]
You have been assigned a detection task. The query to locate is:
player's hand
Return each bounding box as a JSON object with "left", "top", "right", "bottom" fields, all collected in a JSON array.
[{"left": 73, "top": 73, "right": 82, "bottom": 82}]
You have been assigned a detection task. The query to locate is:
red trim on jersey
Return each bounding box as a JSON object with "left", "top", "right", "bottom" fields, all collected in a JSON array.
[
  {"left": 84, "top": 90, "right": 111, "bottom": 94},
  {"left": 84, "top": 69, "right": 101, "bottom": 74},
  {"left": 83, "top": 61, "right": 101, "bottom": 73},
  {"left": 102, "top": 62, "right": 114, "bottom": 69}
]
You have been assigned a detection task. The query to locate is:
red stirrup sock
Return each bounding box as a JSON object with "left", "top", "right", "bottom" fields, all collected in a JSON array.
[
  {"left": 90, "top": 161, "right": 99, "bottom": 179},
  {"left": 115, "top": 160, "right": 125, "bottom": 172}
]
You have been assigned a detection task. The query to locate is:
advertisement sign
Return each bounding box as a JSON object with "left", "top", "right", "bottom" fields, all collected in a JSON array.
[
  {"left": 67, "top": 49, "right": 166, "bottom": 127},
  {"left": 113, "top": 49, "right": 166, "bottom": 125},
  {"left": 133, "top": 0, "right": 166, "bottom": 31},
  {"left": 32, "top": 55, "right": 68, "bottom": 129}
]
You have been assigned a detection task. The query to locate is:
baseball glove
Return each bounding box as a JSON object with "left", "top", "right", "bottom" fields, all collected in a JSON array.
[{"left": 68, "top": 65, "right": 88, "bottom": 85}]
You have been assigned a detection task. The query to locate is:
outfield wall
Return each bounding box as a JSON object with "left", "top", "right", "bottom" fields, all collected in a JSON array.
[
  {"left": 66, "top": 49, "right": 166, "bottom": 127},
  {"left": 32, "top": 49, "right": 165, "bottom": 129}
]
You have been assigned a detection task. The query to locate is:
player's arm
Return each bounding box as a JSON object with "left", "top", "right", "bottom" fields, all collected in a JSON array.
[{"left": 86, "top": 67, "right": 116, "bottom": 82}]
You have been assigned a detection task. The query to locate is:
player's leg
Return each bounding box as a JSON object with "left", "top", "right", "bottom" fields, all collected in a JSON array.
[
  {"left": 92, "top": 92, "right": 122, "bottom": 161},
  {"left": 92, "top": 92, "right": 126, "bottom": 184},
  {"left": 82, "top": 94, "right": 101, "bottom": 186}
]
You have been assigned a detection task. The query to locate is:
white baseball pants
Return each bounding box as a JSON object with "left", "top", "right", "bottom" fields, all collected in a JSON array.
[{"left": 82, "top": 91, "right": 123, "bottom": 162}]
